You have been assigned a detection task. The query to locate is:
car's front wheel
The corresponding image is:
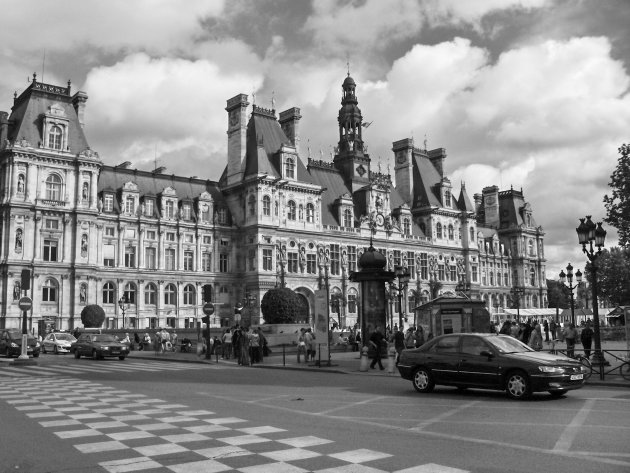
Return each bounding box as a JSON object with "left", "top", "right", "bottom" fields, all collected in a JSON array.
[
  {"left": 506, "top": 370, "right": 531, "bottom": 400},
  {"left": 412, "top": 367, "right": 435, "bottom": 393},
  {"left": 53, "top": 345, "right": 59, "bottom": 355},
  {"left": 42, "top": 345, "right": 47, "bottom": 354},
  {"left": 119, "top": 356, "right": 125, "bottom": 361},
  {"left": 5, "top": 347, "right": 12, "bottom": 358},
  {"left": 92, "top": 349, "right": 99, "bottom": 360}
]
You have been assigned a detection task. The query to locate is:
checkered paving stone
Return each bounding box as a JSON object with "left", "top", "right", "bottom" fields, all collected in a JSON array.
[{"left": 0, "top": 376, "right": 470, "bottom": 473}]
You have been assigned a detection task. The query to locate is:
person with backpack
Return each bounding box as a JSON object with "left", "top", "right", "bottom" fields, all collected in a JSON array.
[
  {"left": 393, "top": 326, "right": 405, "bottom": 363},
  {"left": 580, "top": 321, "right": 593, "bottom": 358}
]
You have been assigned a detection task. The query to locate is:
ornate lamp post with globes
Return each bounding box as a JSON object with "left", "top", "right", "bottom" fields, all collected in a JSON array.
[
  {"left": 118, "top": 295, "right": 129, "bottom": 329},
  {"left": 576, "top": 215, "right": 608, "bottom": 366},
  {"left": 559, "top": 263, "right": 582, "bottom": 327}
]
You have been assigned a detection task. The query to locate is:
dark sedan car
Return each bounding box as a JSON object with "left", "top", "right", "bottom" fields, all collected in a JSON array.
[
  {"left": 71, "top": 333, "right": 129, "bottom": 360},
  {"left": 0, "top": 329, "right": 40, "bottom": 358},
  {"left": 397, "top": 333, "right": 587, "bottom": 399}
]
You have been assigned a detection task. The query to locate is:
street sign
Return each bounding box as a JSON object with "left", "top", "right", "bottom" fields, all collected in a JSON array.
[
  {"left": 202, "top": 302, "right": 215, "bottom": 316},
  {"left": 18, "top": 296, "right": 32, "bottom": 311}
]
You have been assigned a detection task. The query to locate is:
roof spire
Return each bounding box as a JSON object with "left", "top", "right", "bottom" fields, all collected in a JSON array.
[
  {"left": 346, "top": 53, "right": 350, "bottom": 77},
  {"left": 271, "top": 90, "right": 275, "bottom": 111}
]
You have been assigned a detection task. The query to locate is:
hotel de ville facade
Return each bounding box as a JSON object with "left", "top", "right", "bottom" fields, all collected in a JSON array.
[{"left": 0, "top": 73, "right": 547, "bottom": 333}]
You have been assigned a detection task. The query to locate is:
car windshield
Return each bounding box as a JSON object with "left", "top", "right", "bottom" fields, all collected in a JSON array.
[
  {"left": 486, "top": 335, "right": 534, "bottom": 353},
  {"left": 7, "top": 330, "right": 22, "bottom": 338},
  {"left": 55, "top": 333, "right": 76, "bottom": 341},
  {"left": 92, "top": 335, "right": 117, "bottom": 342}
]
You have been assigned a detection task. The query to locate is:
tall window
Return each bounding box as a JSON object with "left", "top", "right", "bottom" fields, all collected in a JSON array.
[
  {"left": 530, "top": 268, "right": 536, "bottom": 286},
  {"left": 145, "top": 247, "right": 156, "bottom": 269},
  {"left": 262, "top": 196, "right": 271, "bottom": 216},
  {"left": 48, "top": 125, "right": 62, "bottom": 150},
  {"left": 182, "top": 203, "right": 192, "bottom": 220},
  {"left": 436, "top": 223, "right": 442, "bottom": 239},
  {"left": 43, "top": 240, "right": 58, "bottom": 262},
  {"left": 183, "top": 251, "right": 194, "bottom": 271},
  {"left": 406, "top": 251, "right": 415, "bottom": 278},
  {"left": 124, "top": 283, "right": 136, "bottom": 304},
  {"left": 285, "top": 157, "right": 295, "bottom": 179},
  {"left": 183, "top": 284, "right": 195, "bottom": 305},
  {"left": 306, "top": 203, "right": 314, "bottom": 223},
  {"left": 164, "top": 283, "right": 177, "bottom": 305},
  {"left": 403, "top": 218, "right": 411, "bottom": 235},
  {"left": 248, "top": 249, "right": 256, "bottom": 271},
  {"left": 200, "top": 204, "right": 210, "bottom": 222},
  {"left": 104, "top": 194, "right": 114, "bottom": 212},
  {"left": 262, "top": 249, "right": 273, "bottom": 270},
  {"left": 420, "top": 253, "right": 428, "bottom": 280},
  {"left": 330, "top": 244, "right": 340, "bottom": 275},
  {"left": 287, "top": 252, "right": 298, "bottom": 273},
  {"left": 348, "top": 293, "right": 357, "bottom": 313},
  {"left": 165, "top": 248, "right": 176, "bottom": 270},
  {"left": 202, "top": 252, "right": 212, "bottom": 271},
  {"left": 217, "top": 207, "right": 227, "bottom": 224},
  {"left": 448, "top": 224, "right": 454, "bottom": 240},
  {"left": 472, "top": 265, "right": 479, "bottom": 282},
  {"left": 165, "top": 200, "right": 175, "bottom": 219},
  {"left": 42, "top": 279, "right": 57, "bottom": 302},
  {"left": 343, "top": 209, "right": 352, "bottom": 228},
  {"left": 287, "top": 200, "right": 297, "bottom": 220},
  {"left": 246, "top": 194, "right": 256, "bottom": 216},
  {"left": 45, "top": 174, "right": 62, "bottom": 201},
  {"left": 219, "top": 254, "right": 229, "bottom": 272},
  {"left": 438, "top": 264, "right": 445, "bottom": 281},
  {"left": 124, "top": 246, "right": 136, "bottom": 268},
  {"left": 125, "top": 196, "right": 135, "bottom": 214},
  {"left": 470, "top": 227, "right": 475, "bottom": 243},
  {"left": 393, "top": 250, "right": 401, "bottom": 267},
  {"left": 144, "top": 283, "right": 157, "bottom": 305},
  {"left": 306, "top": 253, "right": 316, "bottom": 274},
  {"left": 102, "top": 282, "right": 115, "bottom": 304},
  {"left": 444, "top": 190, "right": 451, "bottom": 207},
  {"left": 145, "top": 199, "right": 154, "bottom": 217},
  {"left": 103, "top": 244, "right": 115, "bottom": 267},
  {"left": 347, "top": 246, "right": 357, "bottom": 272},
  {"left": 450, "top": 265, "right": 457, "bottom": 281}
]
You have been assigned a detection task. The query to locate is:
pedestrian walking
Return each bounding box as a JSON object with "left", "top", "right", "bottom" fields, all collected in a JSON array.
[
  {"left": 297, "top": 328, "right": 307, "bottom": 363},
  {"left": 393, "top": 325, "right": 405, "bottom": 363},
  {"left": 563, "top": 323, "right": 578, "bottom": 358},
  {"left": 239, "top": 327, "right": 251, "bottom": 366},
  {"left": 133, "top": 332, "right": 140, "bottom": 350},
  {"left": 543, "top": 320, "right": 549, "bottom": 342},
  {"left": 222, "top": 328, "right": 232, "bottom": 360},
  {"left": 232, "top": 325, "right": 241, "bottom": 361},
  {"left": 580, "top": 321, "right": 593, "bottom": 358},
  {"left": 250, "top": 328, "right": 260, "bottom": 364},
  {"left": 369, "top": 326, "right": 385, "bottom": 370},
  {"left": 528, "top": 324, "right": 543, "bottom": 351},
  {"left": 404, "top": 327, "right": 415, "bottom": 349}
]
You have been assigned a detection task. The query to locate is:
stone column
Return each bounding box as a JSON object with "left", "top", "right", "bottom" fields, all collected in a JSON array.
[{"left": 138, "top": 228, "right": 145, "bottom": 268}]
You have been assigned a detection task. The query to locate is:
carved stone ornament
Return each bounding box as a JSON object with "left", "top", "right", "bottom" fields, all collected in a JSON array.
[
  {"left": 78, "top": 147, "right": 100, "bottom": 160},
  {"left": 356, "top": 164, "right": 366, "bottom": 177}
]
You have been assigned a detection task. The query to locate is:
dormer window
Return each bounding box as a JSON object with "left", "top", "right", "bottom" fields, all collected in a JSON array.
[
  {"left": 444, "top": 190, "right": 451, "bottom": 207},
  {"left": 165, "top": 200, "right": 175, "bottom": 219},
  {"left": 182, "top": 203, "right": 192, "bottom": 220},
  {"left": 343, "top": 208, "right": 353, "bottom": 228},
  {"left": 125, "top": 196, "right": 135, "bottom": 214},
  {"left": 49, "top": 125, "right": 63, "bottom": 150},
  {"left": 285, "top": 157, "right": 295, "bottom": 179},
  {"left": 103, "top": 194, "right": 114, "bottom": 212},
  {"left": 403, "top": 218, "right": 411, "bottom": 235},
  {"left": 217, "top": 207, "right": 227, "bottom": 225},
  {"left": 144, "top": 198, "right": 154, "bottom": 217}
]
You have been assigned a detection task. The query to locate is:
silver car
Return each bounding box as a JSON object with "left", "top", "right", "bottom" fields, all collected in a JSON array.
[{"left": 42, "top": 332, "right": 76, "bottom": 354}]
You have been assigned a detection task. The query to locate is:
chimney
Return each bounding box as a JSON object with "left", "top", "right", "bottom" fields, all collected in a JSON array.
[
  {"left": 72, "top": 91, "right": 88, "bottom": 129},
  {"left": 428, "top": 148, "right": 446, "bottom": 178},
  {"left": 225, "top": 94, "right": 249, "bottom": 186},
  {"left": 279, "top": 107, "right": 302, "bottom": 155},
  {"left": 0, "top": 111, "right": 8, "bottom": 148},
  {"left": 482, "top": 185, "right": 500, "bottom": 227},
  {"left": 392, "top": 138, "right": 414, "bottom": 205},
  {"left": 473, "top": 193, "right": 482, "bottom": 213}
]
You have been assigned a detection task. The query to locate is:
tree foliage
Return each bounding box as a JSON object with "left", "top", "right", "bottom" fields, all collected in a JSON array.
[
  {"left": 546, "top": 280, "right": 569, "bottom": 309},
  {"left": 260, "top": 288, "right": 306, "bottom": 324},
  {"left": 80, "top": 304, "right": 106, "bottom": 328},
  {"left": 585, "top": 247, "right": 630, "bottom": 306},
  {"left": 604, "top": 144, "right": 630, "bottom": 247}
]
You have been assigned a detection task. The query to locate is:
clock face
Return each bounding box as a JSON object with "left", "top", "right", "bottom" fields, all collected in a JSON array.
[
  {"left": 396, "top": 151, "right": 406, "bottom": 164},
  {"left": 229, "top": 110, "right": 239, "bottom": 127},
  {"left": 375, "top": 213, "right": 385, "bottom": 226}
]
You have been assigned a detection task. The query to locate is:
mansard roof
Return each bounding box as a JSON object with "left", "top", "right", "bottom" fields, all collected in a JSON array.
[
  {"left": 307, "top": 163, "right": 351, "bottom": 226},
  {"left": 498, "top": 188, "right": 538, "bottom": 228},
  {"left": 457, "top": 184, "right": 475, "bottom": 212},
  {"left": 6, "top": 78, "right": 89, "bottom": 153},
  {"left": 411, "top": 152, "right": 444, "bottom": 208}
]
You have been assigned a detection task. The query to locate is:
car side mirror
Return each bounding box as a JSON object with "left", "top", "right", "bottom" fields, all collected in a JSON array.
[{"left": 480, "top": 350, "right": 494, "bottom": 358}]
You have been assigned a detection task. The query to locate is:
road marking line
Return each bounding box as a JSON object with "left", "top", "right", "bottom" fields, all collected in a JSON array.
[
  {"left": 317, "top": 395, "right": 388, "bottom": 415},
  {"left": 410, "top": 400, "right": 480, "bottom": 431},
  {"left": 553, "top": 398, "right": 595, "bottom": 452}
]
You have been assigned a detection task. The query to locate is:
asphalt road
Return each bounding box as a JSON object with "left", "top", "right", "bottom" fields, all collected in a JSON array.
[{"left": 1, "top": 355, "right": 629, "bottom": 473}]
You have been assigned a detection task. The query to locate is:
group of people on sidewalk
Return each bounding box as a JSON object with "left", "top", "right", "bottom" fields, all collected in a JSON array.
[{"left": 207, "top": 325, "right": 268, "bottom": 366}]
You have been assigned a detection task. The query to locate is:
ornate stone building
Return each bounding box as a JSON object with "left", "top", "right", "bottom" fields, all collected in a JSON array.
[{"left": 0, "top": 73, "right": 547, "bottom": 332}]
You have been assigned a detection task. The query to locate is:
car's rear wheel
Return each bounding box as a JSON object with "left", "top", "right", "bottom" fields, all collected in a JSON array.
[
  {"left": 506, "top": 370, "right": 531, "bottom": 400},
  {"left": 92, "top": 349, "right": 99, "bottom": 360},
  {"left": 412, "top": 367, "right": 435, "bottom": 393},
  {"left": 53, "top": 345, "right": 58, "bottom": 355},
  {"left": 549, "top": 390, "right": 567, "bottom": 398},
  {"left": 5, "top": 347, "right": 11, "bottom": 358},
  {"left": 74, "top": 349, "right": 80, "bottom": 359},
  {"left": 33, "top": 353, "right": 39, "bottom": 358},
  {"left": 119, "top": 356, "right": 125, "bottom": 361}
]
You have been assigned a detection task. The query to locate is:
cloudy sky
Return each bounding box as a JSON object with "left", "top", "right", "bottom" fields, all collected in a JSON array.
[{"left": 1, "top": 0, "right": 629, "bottom": 278}]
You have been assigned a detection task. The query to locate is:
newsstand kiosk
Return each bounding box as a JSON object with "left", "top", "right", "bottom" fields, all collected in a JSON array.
[{"left": 414, "top": 296, "right": 491, "bottom": 337}]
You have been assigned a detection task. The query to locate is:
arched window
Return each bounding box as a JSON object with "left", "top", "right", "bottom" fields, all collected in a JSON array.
[
  {"left": 248, "top": 195, "right": 256, "bottom": 216},
  {"left": 42, "top": 278, "right": 57, "bottom": 302},
  {"left": 285, "top": 157, "right": 295, "bottom": 179},
  {"left": 448, "top": 224, "right": 454, "bottom": 240},
  {"left": 529, "top": 268, "right": 536, "bottom": 286},
  {"left": 45, "top": 174, "right": 62, "bottom": 201},
  {"left": 436, "top": 223, "right": 443, "bottom": 239},
  {"left": 183, "top": 284, "right": 195, "bottom": 305},
  {"left": 164, "top": 283, "right": 177, "bottom": 305},
  {"left": 343, "top": 209, "right": 352, "bottom": 228},
  {"left": 306, "top": 203, "right": 314, "bottom": 223},
  {"left": 124, "top": 282, "right": 136, "bottom": 304},
  {"left": 444, "top": 190, "right": 451, "bottom": 207},
  {"left": 262, "top": 195, "right": 271, "bottom": 216},
  {"left": 102, "top": 282, "right": 115, "bottom": 304},
  {"left": 287, "top": 200, "right": 297, "bottom": 220},
  {"left": 144, "top": 283, "right": 157, "bottom": 305},
  {"left": 403, "top": 218, "right": 411, "bottom": 235},
  {"left": 48, "top": 125, "right": 62, "bottom": 150}
]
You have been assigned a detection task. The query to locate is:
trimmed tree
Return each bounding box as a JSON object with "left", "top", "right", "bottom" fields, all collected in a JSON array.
[
  {"left": 604, "top": 144, "right": 630, "bottom": 247},
  {"left": 260, "top": 287, "right": 306, "bottom": 324},
  {"left": 80, "top": 304, "right": 106, "bottom": 328}
]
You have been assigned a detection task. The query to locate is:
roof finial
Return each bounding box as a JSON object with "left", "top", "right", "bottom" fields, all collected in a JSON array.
[
  {"left": 424, "top": 133, "right": 428, "bottom": 151},
  {"left": 346, "top": 53, "right": 350, "bottom": 77},
  {"left": 252, "top": 86, "right": 256, "bottom": 105},
  {"left": 307, "top": 139, "right": 311, "bottom": 159},
  {"left": 271, "top": 90, "right": 275, "bottom": 111}
]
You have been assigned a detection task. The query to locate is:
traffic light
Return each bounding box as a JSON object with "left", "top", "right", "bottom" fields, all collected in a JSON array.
[{"left": 21, "top": 269, "right": 30, "bottom": 291}]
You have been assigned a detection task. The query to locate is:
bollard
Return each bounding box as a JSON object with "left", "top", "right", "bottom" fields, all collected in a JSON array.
[
  {"left": 359, "top": 346, "right": 369, "bottom": 372},
  {"left": 387, "top": 345, "right": 396, "bottom": 374}
]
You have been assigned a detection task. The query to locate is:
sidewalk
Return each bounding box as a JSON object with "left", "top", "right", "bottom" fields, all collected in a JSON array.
[{"left": 129, "top": 344, "right": 630, "bottom": 388}]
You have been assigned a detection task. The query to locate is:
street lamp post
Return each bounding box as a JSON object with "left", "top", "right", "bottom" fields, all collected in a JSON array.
[
  {"left": 389, "top": 265, "right": 411, "bottom": 328},
  {"left": 576, "top": 215, "right": 608, "bottom": 366},
  {"left": 559, "top": 263, "right": 582, "bottom": 327},
  {"left": 510, "top": 287, "right": 524, "bottom": 322},
  {"left": 118, "top": 295, "right": 129, "bottom": 329},
  {"left": 243, "top": 293, "right": 257, "bottom": 326}
]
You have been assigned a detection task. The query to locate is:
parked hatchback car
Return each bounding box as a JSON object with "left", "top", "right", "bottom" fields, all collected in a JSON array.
[
  {"left": 0, "top": 329, "right": 40, "bottom": 358},
  {"left": 70, "top": 333, "right": 129, "bottom": 360},
  {"left": 42, "top": 332, "right": 76, "bottom": 354},
  {"left": 397, "top": 333, "right": 587, "bottom": 399}
]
